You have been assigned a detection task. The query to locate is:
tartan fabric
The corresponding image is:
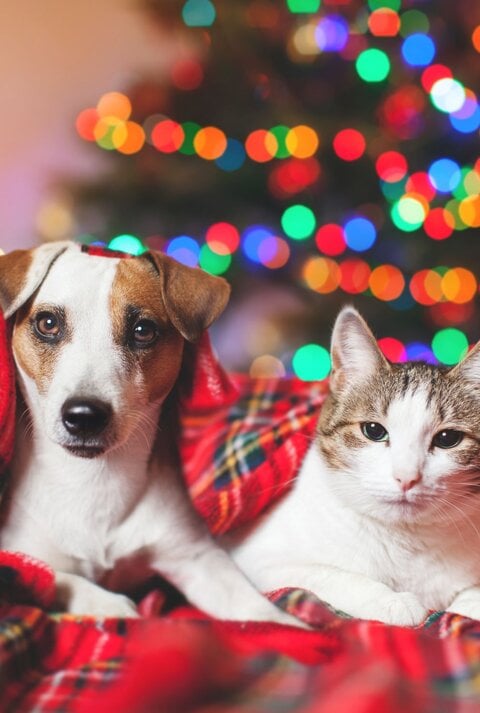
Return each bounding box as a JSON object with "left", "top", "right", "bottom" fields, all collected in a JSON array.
[
  {"left": 3, "top": 579, "right": 480, "bottom": 712},
  {"left": 3, "top": 248, "right": 480, "bottom": 710},
  {"left": 179, "top": 336, "right": 328, "bottom": 534}
]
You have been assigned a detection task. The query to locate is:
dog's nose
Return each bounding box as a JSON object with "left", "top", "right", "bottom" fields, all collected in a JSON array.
[{"left": 61, "top": 399, "right": 112, "bottom": 437}]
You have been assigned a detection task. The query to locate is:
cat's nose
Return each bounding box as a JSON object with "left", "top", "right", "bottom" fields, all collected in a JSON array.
[{"left": 395, "top": 474, "right": 421, "bottom": 492}]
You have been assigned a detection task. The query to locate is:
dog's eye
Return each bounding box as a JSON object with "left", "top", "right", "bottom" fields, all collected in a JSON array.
[
  {"left": 432, "top": 429, "right": 464, "bottom": 449},
  {"left": 132, "top": 319, "right": 159, "bottom": 346},
  {"left": 35, "top": 312, "right": 60, "bottom": 338}
]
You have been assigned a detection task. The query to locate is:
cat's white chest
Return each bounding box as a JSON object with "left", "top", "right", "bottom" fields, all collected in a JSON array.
[{"left": 229, "top": 446, "right": 480, "bottom": 611}]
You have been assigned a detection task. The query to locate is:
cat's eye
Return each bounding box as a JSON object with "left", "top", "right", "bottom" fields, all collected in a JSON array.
[
  {"left": 432, "top": 429, "right": 464, "bottom": 449},
  {"left": 361, "top": 422, "right": 389, "bottom": 442}
]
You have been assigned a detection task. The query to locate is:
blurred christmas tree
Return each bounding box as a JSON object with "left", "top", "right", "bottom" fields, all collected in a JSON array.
[{"left": 59, "top": 0, "right": 480, "bottom": 376}]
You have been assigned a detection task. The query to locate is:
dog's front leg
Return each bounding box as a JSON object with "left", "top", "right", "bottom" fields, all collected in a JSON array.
[
  {"left": 55, "top": 572, "right": 139, "bottom": 618},
  {"left": 154, "top": 538, "right": 302, "bottom": 626}
]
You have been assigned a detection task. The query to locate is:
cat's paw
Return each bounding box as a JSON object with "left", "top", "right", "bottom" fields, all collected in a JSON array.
[
  {"left": 65, "top": 590, "right": 140, "bottom": 619},
  {"left": 55, "top": 573, "right": 139, "bottom": 618},
  {"left": 369, "top": 591, "right": 428, "bottom": 626},
  {"left": 446, "top": 588, "right": 480, "bottom": 621}
]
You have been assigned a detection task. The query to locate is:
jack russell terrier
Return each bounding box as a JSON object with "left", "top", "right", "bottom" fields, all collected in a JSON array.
[{"left": 0, "top": 240, "right": 297, "bottom": 624}]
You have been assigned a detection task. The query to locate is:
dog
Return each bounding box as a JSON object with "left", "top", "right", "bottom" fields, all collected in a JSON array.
[{"left": 0, "top": 241, "right": 296, "bottom": 624}]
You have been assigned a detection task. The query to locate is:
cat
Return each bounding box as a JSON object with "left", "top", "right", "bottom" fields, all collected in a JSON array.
[{"left": 225, "top": 305, "right": 480, "bottom": 626}]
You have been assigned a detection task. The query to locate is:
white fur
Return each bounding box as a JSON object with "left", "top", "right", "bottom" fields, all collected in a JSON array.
[
  {"left": 0, "top": 245, "right": 296, "bottom": 624},
  {"left": 226, "top": 309, "right": 480, "bottom": 625}
]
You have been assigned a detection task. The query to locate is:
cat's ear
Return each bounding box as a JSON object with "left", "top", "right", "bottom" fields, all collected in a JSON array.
[
  {"left": 330, "top": 306, "right": 388, "bottom": 392},
  {"left": 449, "top": 341, "right": 480, "bottom": 382}
]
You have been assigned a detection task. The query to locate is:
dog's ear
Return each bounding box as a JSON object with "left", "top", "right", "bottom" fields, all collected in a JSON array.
[
  {"left": 146, "top": 252, "right": 231, "bottom": 342},
  {"left": 0, "top": 241, "right": 71, "bottom": 318}
]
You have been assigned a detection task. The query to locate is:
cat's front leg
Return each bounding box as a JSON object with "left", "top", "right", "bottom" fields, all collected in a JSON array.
[
  {"left": 254, "top": 563, "right": 428, "bottom": 626},
  {"left": 446, "top": 586, "right": 480, "bottom": 620},
  {"left": 55, "top": 571, "right": 139, "bottom": 618}
]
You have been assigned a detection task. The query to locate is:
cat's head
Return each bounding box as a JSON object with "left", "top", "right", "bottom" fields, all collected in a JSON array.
[{"left": 318, "top": 306, "right": 480, "bottom": 525}]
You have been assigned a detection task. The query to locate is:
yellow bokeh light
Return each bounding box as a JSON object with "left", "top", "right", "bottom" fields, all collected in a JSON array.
[
  {"left": 459, "top": 195, "right": 480, "bottom": 227},
  {"left": 286, "top": 125, "right": 319, "bottom": 158},
  {"left": 194, "top": 127, "right": 228, "bottom": 160},
  {"left": 303, "top": 257, "right": 340, "bottom": 293},
  {"left": 97, "top": 92, "right": 132, "bottom": 121}
]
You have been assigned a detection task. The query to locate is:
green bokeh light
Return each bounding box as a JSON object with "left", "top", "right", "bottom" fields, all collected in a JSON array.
[
  {"left": 199, "top": 244, "right": 231, "bottom": 275},
  {"left": 400, "top": 10, "right": 430, "bottom": 37},
  {"left": 182, "top": 0, "right": 216, "bottom": 27},
  {"left": 368, "top": 0, "right": 401, "bottom": 10},
  {"left": 179, "top": 121, "right": 201, "bottom": 155},
  {"left": 281, "top": 204, "right": 316, "bottom": 240},
  {"left": 356, "top": 48, "right": 391, "bottom": 83},
  {"left": 380, "top": 177, "right": 407, "bottom": 202},
  {"left": 271, "top": 125, "right": 290, "bottom": 158},
  {"left": 108, "top": 234, "right": 146, "bottom": 255},
  {"left": 292, "top": 344, "right": 331, "bottom": 381},
  {"left": 391, "top": 200, "right": 423, "bottom": 232},
  {"left": 286, "top": 0, "right": 321, "bottom": 12},
  {"left": 432, "top": 328, "right": 469, "bottom": 365}
]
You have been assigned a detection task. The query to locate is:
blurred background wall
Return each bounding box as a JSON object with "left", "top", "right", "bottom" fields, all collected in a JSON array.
[{"left": 0, "top": 0, "right": 172, "bottom": 249}]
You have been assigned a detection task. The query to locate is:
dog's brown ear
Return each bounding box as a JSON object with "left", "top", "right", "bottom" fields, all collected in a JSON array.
[
  {"left": 0, "top": 241, "right": 71, "bottom": 318},
  {"left": 147, "top": 251, "right": 231, "bottom": 342}
]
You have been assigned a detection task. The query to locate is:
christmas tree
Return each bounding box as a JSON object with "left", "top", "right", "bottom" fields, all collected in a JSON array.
[{"left": 65, "top": 0, "right": 480, "bottom": 376}]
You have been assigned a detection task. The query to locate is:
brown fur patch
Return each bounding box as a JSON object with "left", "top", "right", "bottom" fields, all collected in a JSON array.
[
  {"left": 12, "top": 301, "right": 69, "bottom": 394},
  {"left": 0, "top": 250, "right": 33, "bottom": 313},
  {"left": 110, "top": 259, "right": 185, "bottom": 404},
  {"left": 317, "top": 358, "right": 480, "bottom": 474}
]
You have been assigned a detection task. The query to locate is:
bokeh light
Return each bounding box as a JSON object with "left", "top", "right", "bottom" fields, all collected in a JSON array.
[
  {"left": 375, "top": 151, "right": 408, "bottom": 182},
  {"left": 339, "top": 259, "right": 371, "bottom": 294},
  {"left": 292, "top": 344, "right": 331, "bottom": 381},
  {"left": 333, "top": 129, "right": 366, "bottom": 161},
  {"left": 432, "top": 328, "right": 468, "bottom": 365},
  {"left": 194, "top": 126, "right": 227, "bottom": 160},
  {"left": 182, "top": 0, "right": 216, "bottom": 27},
  {"left": 281, "top": 204, "right": 316, "bottom": 240},
  {"left": 343, "top": 217, "right": 376, "bottom": 252},
  {"left": 245, "top": 129, "right": 278, "bottom": 162},
  {"left": 377, "top": 337, "right": 406, "bottom": 362},
  {"left": 108, "top": 234, "right": 146, "bottom": 255},
  {"left": 401, "top": 33, "right": 436, "bottom": 67},
  {"left": 152, "top": 120, "right": 185, "bottom": 153},
  {"left": 369, "top": 265, "right": 405, "bottom": 300},
  {"left": 287, "top": 0, "right": 321, "bottom": 12},
  {"left": 428, "top": 158, "right": 461, "bottom": 193},
  {"left": 368, "top": 8, "right": 400, "bottom": 37},
  {"left": 315, "top": 224, "right": 346, "bottom": 256},
  {"left": 205, "top": 222, "right": 240, "bottom": 254},
  {"left": 285, "top": 125, "right": 319, "bottom": 158},
  {"left": 355, "top": 48, "right": 390, "bottom": 82},
  {"left": 199, "top": 244, "right": 231, "bottom": 275},
  {"left": 315, "top": 15, "right": 349, "bottom": 52},
  {"left": 430, "top": 78, "right": 466, "bottom": 113},
  {"left": 303, "top": 257, "right": 341, "bottom": 293},
  {"left": 167, "top": 235, "right": 200, "bottom": 266}
]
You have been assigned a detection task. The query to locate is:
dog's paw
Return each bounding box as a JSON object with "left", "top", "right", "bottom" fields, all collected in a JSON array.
[{"left": 364, "top": 591, "right": 427, "bottom": 626}]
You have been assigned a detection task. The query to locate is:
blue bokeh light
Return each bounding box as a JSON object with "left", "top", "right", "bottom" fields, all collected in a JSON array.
[
  {"left": 167, "top": 235, "right": 200, "bottom": 266},
  {"left": 242, "top": 226, "right": 274, "bottom": 263},
  {"left": 215, "top": 139, "right": 246, "bottom": 171},
  {"left": 401, "top": 33, "right": 436, "bottom": 67},
  {"left": 343, "top": 217, "right": 376, "bottom": 252},
  {"left": 315, "top": 15, "right": 349, "bottom": 52},
  {"left": 428, "top": 158, "right": 461, "bottom": 193}
]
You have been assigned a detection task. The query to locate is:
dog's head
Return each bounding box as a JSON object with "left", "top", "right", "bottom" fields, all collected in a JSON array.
[{"left": 0, "top": 242, "right": 230, "bottom": 458}]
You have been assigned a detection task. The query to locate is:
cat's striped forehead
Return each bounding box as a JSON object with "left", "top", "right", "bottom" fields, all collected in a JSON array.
[{"left": 329, "top": 360, "right": 476, "bottom": 425}]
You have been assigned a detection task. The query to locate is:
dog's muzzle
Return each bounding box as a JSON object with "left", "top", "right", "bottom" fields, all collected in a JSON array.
[{"left": 61, "top": 398, "right": 113, "bottom": 457}]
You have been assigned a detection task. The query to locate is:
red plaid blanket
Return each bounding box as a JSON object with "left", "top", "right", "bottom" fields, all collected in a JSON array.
[{"left": 1, "top": 251, "right": 480, "bottom": 711}]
